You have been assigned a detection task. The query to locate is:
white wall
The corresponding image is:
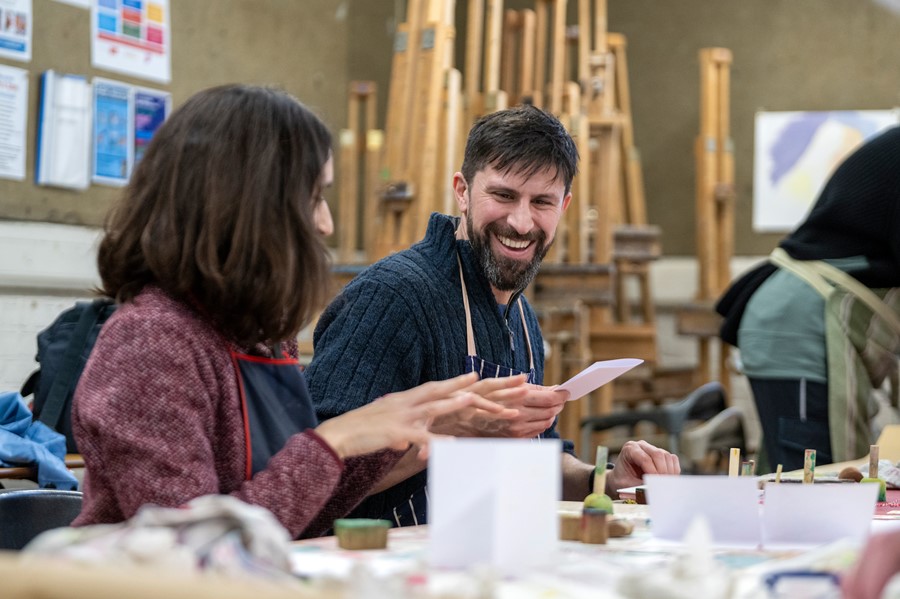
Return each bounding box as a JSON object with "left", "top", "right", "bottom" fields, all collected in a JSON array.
[{"left": 0, "top": 221, "right": 101, "bottom": 391}]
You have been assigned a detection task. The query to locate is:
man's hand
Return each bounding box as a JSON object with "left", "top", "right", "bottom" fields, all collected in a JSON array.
[
  {"left": 606, "top": 440, "right": 680, "bottom": 497},
  {"left": 430, "top": 376, "right": 569, "bottom": 438}
]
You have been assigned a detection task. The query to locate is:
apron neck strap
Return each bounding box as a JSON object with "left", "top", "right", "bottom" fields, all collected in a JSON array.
[
  {"left": 457, "top": 254, "right": 477, "bottom": 356},
  {"left": 457, "top": 252, "right": 534, "bottom": 371}
]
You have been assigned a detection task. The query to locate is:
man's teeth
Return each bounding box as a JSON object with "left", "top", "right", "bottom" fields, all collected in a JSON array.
[{"left": 498, "top": 235, "right": 530, "bottom": 249}]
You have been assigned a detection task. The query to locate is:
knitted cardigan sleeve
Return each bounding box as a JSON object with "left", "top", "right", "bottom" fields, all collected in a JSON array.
[
  {"left": 307, "top": 275, "right": 431, "bottom": 420},
  {"left": 72, "top": 302, "right": 395, "bottom": 539}
]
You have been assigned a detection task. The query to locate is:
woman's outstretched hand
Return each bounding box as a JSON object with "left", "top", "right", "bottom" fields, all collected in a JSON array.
[{"left": 314, "top": 372, "right": 519, "bottom": 460}]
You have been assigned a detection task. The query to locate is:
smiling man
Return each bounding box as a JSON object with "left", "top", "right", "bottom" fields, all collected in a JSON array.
[{"left": 307, "top": 105, "right": 679, "bottom": 527}]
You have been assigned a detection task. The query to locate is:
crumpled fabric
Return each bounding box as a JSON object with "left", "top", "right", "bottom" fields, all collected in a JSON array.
[
  {"left": 23, "top": 494, "right": 295, "bottom": 580},
  {"left": 0, "top": 390, "right": 77, "bottom": 489},
  {"left": 860, "top": 459, "right": 900, "bottom": 489}
]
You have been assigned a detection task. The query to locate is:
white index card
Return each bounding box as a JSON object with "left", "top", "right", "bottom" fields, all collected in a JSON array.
[
  {"left": 428, "top": 438, "right": 561, "bottom": 575},
  {"left": 556, "top": 358, "right": 643, "bottom": 401},
  {"left": 646, "top": 475, "right": 761, "bottom": 546},
  {"left": 761, "top": 482, "right": 878, "bottom": 547}
]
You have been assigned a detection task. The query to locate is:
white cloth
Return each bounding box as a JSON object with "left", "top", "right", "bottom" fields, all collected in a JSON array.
[{"left": 23, "top": 495, "right": 294, "bottom": 580}]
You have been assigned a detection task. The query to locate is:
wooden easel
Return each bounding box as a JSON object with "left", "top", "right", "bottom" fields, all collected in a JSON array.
[
  {"left": 338, "top": 81, "right": 379, "bottom": 263},
  {"left": 677, "top": 47, "right": 735, "bottom": 397},
  {"left": 374, "top": 0, "right": 458, "bottom": 259}
]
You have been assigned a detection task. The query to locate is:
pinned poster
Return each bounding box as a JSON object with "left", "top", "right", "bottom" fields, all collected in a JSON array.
[
  {"left": 0, "top": 0, "right": 32, "bottom": 62},
  {"left": 35, "top": 70, "right": 92, "bottom": 190},
  {"left": 0, "top": 64, "right": 28, "bottom": 180},
  {"left": 429, "top": 438, "right": 560, "bottom": 574},
  {"left": 92, "top": 78, "right": 132, "bottom": 186},
  {"left": 133, "top": 86, "right": 169, "bottom": 167},
  {"left": 91, "top": 0, "right": 171, "bottom": 84}
]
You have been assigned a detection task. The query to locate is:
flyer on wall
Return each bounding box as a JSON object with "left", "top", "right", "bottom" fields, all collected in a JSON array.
[
  {"left": 91, "top": 0, "right": 171, "bottom": 84},
  {"left": 0, "top": 0, "right": 32, "bottom": 62},
  {"left": 0, "top": 64, "right": 28, "bottom": 180},
  {"left": 133, "top": 86, "right": 169, "bottom": 167},
  {"left": 92, "top": 78, "right": 133, "bottom": 186}
]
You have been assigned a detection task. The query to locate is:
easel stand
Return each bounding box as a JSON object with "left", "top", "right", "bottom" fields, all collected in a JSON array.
[{"left": 676, "top": 47, "right": 736, "bottom": 397}]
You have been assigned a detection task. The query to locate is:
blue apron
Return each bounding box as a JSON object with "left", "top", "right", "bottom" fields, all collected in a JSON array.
[
  {"left": 230, "top": 345, "right": 317, "bottom": 479},
  {"left": 385, "top": 255, "right": 538, "bottom": 527}
]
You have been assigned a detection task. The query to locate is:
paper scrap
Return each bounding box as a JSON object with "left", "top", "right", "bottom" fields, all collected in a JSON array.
[{"left": 556, "top": 358, "right": 643, "bottom": 401}]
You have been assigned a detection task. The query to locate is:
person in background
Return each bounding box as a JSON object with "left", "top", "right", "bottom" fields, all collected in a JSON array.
[
  {"left": 308, "top": 104, "right": 680, "bottom": 527},
  {"left": 717, "top": 127, "right": 900, "bottom": 472},
  {"left": 71, "top": 84, "right": 524, "bottom": 539}
]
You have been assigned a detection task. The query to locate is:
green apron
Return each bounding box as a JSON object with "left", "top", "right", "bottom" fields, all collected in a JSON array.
[{"left": 770, "top": 248, "right": 900, "bottom": 462}]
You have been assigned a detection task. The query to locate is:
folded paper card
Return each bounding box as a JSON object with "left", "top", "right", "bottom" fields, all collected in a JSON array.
[
  {"left": 556, "top": 358, "right": 643, "bottom": 401},
  {"left": 646, "top": 475, "right": 761, "bottom": 545},
  {"left": 761, "top": 482, "right": 877, "bottom": 547},
  {"left": 428, "top": 438, "right": 560, "bottom": 574},
  {"left": 646, "top": 475, "right": 880, "bottom": 548}
]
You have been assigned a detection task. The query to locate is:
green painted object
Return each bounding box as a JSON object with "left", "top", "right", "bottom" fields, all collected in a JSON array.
[{"left": 861, "top": 477, "right": 887, "bottom": 502}]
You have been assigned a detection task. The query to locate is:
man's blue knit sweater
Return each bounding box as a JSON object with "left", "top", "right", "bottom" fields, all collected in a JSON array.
[{"left": 307, "top": 213, "right": 568, "bottom": 520}]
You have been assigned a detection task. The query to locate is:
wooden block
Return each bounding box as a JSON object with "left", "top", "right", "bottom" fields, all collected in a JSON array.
[
  {"left": 334, "top": 519, "right": 391, "bottom": 550},
  {"left": 559, "top": 512, "right": 581, "bottom": 540},
  {"left": 613, "top": 224, "right": 661, "bottom": 261},
  {"left": 580, "top": 508, "right": 608, "bottom": 544},
  {"left": 532, "top": 263, "right": 614, "bottom": 304},
  {"left": 675, "top": 303, "right": 724, "bottom": 338},
  {"left": 588, "top": 323, "right": 657, "bottom": 363}
]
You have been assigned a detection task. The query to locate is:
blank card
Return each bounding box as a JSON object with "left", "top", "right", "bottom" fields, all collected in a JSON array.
[{"left": 428, "top": 438, "right": 560, "bottom": 574}]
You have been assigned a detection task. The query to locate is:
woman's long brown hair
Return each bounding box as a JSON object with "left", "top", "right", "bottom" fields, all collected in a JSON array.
[{"left": 98, "top": 84, "right": 332, "bottom": 347}]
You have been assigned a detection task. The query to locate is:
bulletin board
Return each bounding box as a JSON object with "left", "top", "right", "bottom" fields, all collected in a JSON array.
[{"left": 0, "top": 0, "right": 349, "bottom": 227}]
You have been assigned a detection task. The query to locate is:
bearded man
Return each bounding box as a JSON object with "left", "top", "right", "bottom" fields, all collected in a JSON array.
[{"left": 307, "top": 105, "right": 679, "bottom": 526}]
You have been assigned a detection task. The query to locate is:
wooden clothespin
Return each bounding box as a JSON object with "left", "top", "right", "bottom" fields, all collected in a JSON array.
[
  {"left": 728, "top": 447, "right": 740, "bottom": 477},
  {"left": 593, "top": 445, "right": 608, "bottom": 495},
  {"left": 803, "top": 449, "right": 816, "bottom": 484},
  {"left": 870, "top": 444, "right": 880, "bottom": 479}
]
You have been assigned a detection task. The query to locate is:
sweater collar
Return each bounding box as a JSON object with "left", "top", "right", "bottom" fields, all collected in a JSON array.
[{"left": 424, "top": 213, "right": 526, "bottom": 319}]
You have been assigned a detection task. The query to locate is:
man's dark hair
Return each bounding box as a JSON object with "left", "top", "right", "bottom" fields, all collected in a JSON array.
[
  {"left": 460, "top": 104, "right": 579, "bottom": 193},
  {"left": 97, "top": 84, "right": 332, "bottom": 347}
]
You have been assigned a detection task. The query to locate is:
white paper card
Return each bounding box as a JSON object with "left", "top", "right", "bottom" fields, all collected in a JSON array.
[
  {"left": 429, "top": 438, "right": 560, "bottom": 574},
  {"left": 646, "top": 475, "right": 761, "bottom": 545},
  {"left": 761, "top": 482, "right": 877, "bottom": 547},
  {"left": 556, "top": 358, "right": 643, "bottom": 401}
]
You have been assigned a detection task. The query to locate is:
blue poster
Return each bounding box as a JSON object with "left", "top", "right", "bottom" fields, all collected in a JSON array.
[
  {"left": 133, "top": 88, "right": 169, "bottom": 166},
  {"left": 92, "top": 78, "right": 132, "bottom": 186}
]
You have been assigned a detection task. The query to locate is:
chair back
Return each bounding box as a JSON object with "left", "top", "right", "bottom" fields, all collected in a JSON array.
[{"left": 0, "top": 489, "right": 83, "bottom": 550}]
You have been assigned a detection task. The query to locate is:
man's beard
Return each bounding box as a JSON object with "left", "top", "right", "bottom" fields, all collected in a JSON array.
[{"left": 467, "top": 217, "right": 552, "bottom": 292}]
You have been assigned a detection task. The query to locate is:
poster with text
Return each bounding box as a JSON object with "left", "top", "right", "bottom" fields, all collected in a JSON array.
[
  {"left": 91, "top": 0, "right": 170, "bottom": 83},
  {"left": 753, "top": 110, "right": 900, "bottom": 232},
  {"left": 92, "top": 78, "right": 132, "bottom": 186},
  {"left": 0, "top": 64, "right": 27, "bottom": 179},
  {"left": 0, "top": 0, "right": 32, "bottom": 62},
  {"left": 133, "top": 86, "right": 169, "bottom": 167}
]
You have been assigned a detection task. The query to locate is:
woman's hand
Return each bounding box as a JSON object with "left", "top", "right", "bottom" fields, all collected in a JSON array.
[
  {"left": 430, "top": 375, "right": 568, "bottom": 438},
  {"left": 314, "top": 372, "right": 514, "bottom": 459}
]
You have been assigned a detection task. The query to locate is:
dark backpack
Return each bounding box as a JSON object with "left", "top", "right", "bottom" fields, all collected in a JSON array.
[{"left": 21, "top": 298, "right": 117, "bottom": 453}]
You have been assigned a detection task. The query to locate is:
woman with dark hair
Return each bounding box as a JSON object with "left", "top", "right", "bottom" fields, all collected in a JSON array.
[{"left": 71, "top": 84, "right": 518, "bottom": 539}]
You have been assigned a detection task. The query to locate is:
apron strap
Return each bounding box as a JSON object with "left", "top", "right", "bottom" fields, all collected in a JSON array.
[
  {"left": 771, "top": 247, "right": 900, "bottom": 335},
  {"left": 456, "top": 254, "right": 477, "bottom": 356},
  {"left": 518, "top": 299, "right": 535, "bottom": 373},
  {"left": 457, "top": 252, "right": 535, "bottom": 371}
]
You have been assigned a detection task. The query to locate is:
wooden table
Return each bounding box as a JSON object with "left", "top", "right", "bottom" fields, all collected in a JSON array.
[{"left": 0, "top": 454, "right": 84, "bottom": 481}]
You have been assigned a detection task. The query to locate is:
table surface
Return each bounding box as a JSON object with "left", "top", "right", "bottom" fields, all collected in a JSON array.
[{"left": 0, "top": 453, "right": 84, "bottom": 480}]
